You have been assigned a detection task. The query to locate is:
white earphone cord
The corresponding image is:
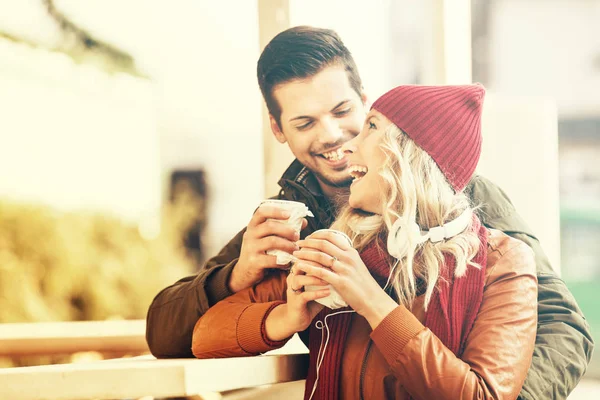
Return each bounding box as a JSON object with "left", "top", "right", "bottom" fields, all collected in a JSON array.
[{"left": 308, "top": 309, "right": 355, "bottom": 400}]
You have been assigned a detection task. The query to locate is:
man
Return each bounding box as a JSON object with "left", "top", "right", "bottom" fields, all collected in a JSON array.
[{"left": 147, "top": 26, "right": 593, "bottom": 399}]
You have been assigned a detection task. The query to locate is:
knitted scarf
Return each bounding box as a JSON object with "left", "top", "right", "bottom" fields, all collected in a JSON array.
[{"left": 303, "top": 218, "right": 488, "bottom": 400}]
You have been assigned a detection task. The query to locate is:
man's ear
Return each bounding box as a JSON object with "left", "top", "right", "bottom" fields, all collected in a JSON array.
[
  {"left": 269, "top": 115, "right": 287, "bottom": 144},
  {"left": 361, "top": 91, "right": 370, "bottom": 109}
]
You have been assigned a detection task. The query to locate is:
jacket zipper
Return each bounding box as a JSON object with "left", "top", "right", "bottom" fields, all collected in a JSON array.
[{"left": 359, "top": 340, "right": 373, "bottom": 400}]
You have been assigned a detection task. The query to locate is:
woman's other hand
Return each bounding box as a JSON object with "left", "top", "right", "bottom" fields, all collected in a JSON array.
[
  {"left": 293, "top": 231, "right": 398, "bottom": 329},
  {"left": 264, "top": 267, "right": 329, "bottom": 341}
]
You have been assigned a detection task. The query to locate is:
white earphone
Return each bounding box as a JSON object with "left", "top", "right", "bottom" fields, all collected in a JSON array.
[{"left": 387, "top": 208, "right": 472, "bottom": 259}]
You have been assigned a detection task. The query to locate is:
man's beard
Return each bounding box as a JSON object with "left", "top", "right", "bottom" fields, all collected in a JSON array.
[{"left": 314, "top": 170, "right": 353, "bottom": 190}]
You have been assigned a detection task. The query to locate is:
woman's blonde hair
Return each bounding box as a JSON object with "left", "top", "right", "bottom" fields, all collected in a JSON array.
[{"left": 331, "top": 124, "right": 482, "bottom": 310}]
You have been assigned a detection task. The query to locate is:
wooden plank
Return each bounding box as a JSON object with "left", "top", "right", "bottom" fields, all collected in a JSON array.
[
  {"left": 258, "top": 0, "right": 293, "bottom": 198},
  {"left": 0, "top": 320, "right": 147, "bottom": 356},
  {"left": 421, "top": 0, "right": 472, "bottom": 85},
  {"left": 0, "top": 354, "right": 309, "bottom": 400}
]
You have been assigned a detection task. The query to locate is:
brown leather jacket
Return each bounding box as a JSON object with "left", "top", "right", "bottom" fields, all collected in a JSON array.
[{"left": 192, "top": 229, "right": 538, "bottom": 399}]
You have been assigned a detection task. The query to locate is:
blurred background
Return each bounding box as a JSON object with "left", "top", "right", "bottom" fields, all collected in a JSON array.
[{"left": 0, "top": 0, "right": 598, "bottom": 397}]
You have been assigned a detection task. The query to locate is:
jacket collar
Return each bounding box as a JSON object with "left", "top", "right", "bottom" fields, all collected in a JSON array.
[
  {"left": 278, "top": 159, "right": 324, "bottom": 199},
  {"left": 277, "top": 159, "right": 335, "bottom": 229}
]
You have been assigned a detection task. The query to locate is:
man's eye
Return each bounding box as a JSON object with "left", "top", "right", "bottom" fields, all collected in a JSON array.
[
  {"left": 296, "top": 121, "right": 313, "bottom": 131},
  {"left": 335, "top": 108, "right": 351, "bottom": 117},
  {"left": 369, "top": 121, "right": 377, "bottom": 129}
]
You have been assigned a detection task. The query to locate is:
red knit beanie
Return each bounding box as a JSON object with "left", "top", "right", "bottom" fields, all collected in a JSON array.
[{"left": 371, "top": 84, "right": 486, "bottom": 192}]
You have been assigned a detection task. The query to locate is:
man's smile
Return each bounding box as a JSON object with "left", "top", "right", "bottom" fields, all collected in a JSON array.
[{"left": 315, "top": 147, "right": 348, "bottom": 169}]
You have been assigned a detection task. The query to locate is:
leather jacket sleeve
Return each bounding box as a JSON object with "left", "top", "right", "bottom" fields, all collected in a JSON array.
[{"left": 191, "top": 271, "right": 289, "bottom": 358}]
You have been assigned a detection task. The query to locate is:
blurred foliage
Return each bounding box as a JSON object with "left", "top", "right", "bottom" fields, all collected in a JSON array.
[
  {"left": 0, "top": 189, "right": 202, "bottom": 366},
  {"left": 41, "top": 0, "right": 141, "bottom": 76},
  {"left": 0, "top": 193, "right": 199, "bottom": 323},
  {"left": 0, "top": 0, "right": 142, "bottom": 77},
  {"left": 0, "top": 186, "right": 205, "bottom": 321}
]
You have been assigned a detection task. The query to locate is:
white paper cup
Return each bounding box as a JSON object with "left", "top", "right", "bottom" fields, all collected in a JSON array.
[
  {"left": 259, "top": 200, "right": 313, "bottom": 265},
  {"left": 304, "top": 229, "right": 352, "bottom": 309},
  {"left": 311, "top": 229, "right": 352, "bottom": 247}
]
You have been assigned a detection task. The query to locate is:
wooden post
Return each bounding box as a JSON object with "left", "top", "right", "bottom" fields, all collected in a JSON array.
[
  {"left": 422, "top": 0, "right": 472, "bottom": 84},
  {"left": 258, "top": 0, "right": 294, "bottom": 198}
]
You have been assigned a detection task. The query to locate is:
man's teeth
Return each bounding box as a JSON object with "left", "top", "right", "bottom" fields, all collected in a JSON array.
[
  {"left": 322, "top": 148, "right": 345, "bottom": 161},
  {"left": 349, "top": 165, "right": 368, "bottom": 180}
]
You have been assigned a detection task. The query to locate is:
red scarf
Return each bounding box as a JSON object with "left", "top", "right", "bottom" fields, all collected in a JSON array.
[{"left": 304, "top": 218, "right": 488, "bottom": 400}]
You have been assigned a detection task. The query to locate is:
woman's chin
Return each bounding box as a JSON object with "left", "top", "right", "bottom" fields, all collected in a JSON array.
[
  {"left": 349, "top": 195, "right": 381, "bottom": 215},
  {"left": 348, "top": 197, "right": 369, "bottom": 213},
  {"left": 348, "top": 194, "right": 361, "bottom": 210}
]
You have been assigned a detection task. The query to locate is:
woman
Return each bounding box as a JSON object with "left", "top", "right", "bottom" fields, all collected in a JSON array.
[{"left": 192, "top": 84, "right": 537, "bottom": 400}]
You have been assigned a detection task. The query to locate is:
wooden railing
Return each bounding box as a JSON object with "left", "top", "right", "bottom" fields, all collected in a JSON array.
[
  {"left": 0, "top": 320, "right": 148, "bottom": 357},
  {"left": 0, "top": 320, "right": 309, "bottom": 400},
  {"left": 0, "top": 354, "right": 309, "bottom": 400}
]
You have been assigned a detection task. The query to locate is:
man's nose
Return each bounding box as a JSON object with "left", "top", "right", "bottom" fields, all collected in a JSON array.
[{"left": 318, "top": 117, "right": 343, "bottom": 144}]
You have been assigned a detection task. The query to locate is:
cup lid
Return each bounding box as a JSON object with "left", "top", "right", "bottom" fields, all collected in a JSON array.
[
  {"left": 259, "top": 199, "right": 314, "bottom": 217},
  {"left": 312, "top": 229, "right": 352, "bottom": 246}
]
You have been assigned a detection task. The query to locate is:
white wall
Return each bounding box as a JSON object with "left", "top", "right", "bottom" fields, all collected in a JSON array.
[
  {"left": 154, "top": 1, "right": 264, "bottom": 256},
  {"left": 0, "top": 39, "right": 161, "bottom": 227},
  {"left": 483, "top": 0, "right": 600, "bottom": 273},
  {"left": 489, "top": 0, "right": 600, "bottom": 117},
  {"left": 477, "top": 94, "right": 561, "bottom": 272}
]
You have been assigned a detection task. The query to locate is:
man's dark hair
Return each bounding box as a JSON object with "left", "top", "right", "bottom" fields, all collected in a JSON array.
[{"left": 257, "top": 26, "right": 363, "bottom": 127}]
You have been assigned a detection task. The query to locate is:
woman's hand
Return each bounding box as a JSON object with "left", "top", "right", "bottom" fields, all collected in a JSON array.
[
  {"left": 293, "top": 231, "right": 398, "bottom": 329},
  {"left": 265, "top": 267, "right": 329, "bottom": 341}
]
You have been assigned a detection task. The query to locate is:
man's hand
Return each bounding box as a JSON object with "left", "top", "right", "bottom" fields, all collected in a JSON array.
[{"left": 228, "top": 205, "right": 307, "bottom": 293}]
